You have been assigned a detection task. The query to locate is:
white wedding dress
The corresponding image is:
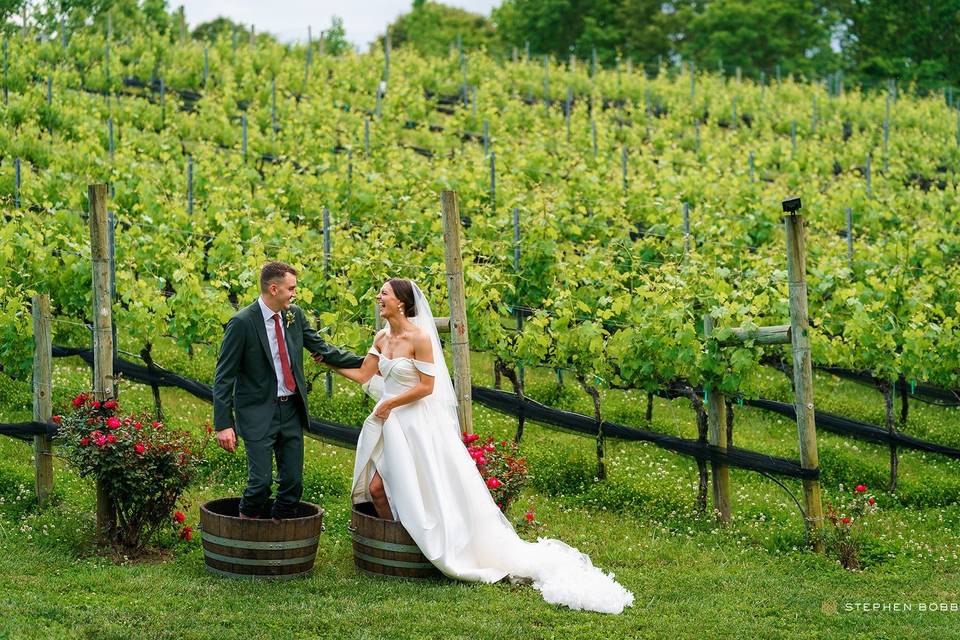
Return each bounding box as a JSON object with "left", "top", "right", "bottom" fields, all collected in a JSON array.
[{"left": 351, "top": 320, "right": 634, "bottom": 614}]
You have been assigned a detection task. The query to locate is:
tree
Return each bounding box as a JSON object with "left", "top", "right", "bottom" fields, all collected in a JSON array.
[
  {"left": 381, "top": 1, "right": 497, "bottom": 57},
  {"left": 191, "top": 16, "right": 250, "bottom": 43},
  {"left": 830, "top": 0, "right": 960, "bottom": 91},
  {"left": 322, "top": 15, "right": 351, "bottom": 56},
  {"left": 1, "top": 0, "right": 26, "bottom": 34},
  {"left": 494, "top": 0, "right": 681, "bottom": 65},
  {"left": 677, "top": 0, "right": 839, "bottom": 80}
]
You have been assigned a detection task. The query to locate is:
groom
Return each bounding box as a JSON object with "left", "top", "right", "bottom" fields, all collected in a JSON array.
[{"left": 213, "top": 261, "right": 365, "bottom": 519}]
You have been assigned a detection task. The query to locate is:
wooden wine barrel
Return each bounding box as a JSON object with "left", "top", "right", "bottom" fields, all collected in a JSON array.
[
  {"left": 349, "top": 502, "right": 441, "bottom": 580},
  {"left": 200, "top": 497, "right": 323, "bottom": 580}
]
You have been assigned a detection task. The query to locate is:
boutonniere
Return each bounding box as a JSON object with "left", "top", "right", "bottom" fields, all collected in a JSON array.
[{"left": 284, "top": 310, "right": 295, "bottom": 328}]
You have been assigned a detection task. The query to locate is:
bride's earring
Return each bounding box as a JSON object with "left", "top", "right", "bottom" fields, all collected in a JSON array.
[{"left": 399, "top": 305, "right": 405, "bottom": 317}]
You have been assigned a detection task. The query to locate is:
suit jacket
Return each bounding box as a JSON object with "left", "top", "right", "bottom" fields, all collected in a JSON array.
[{"left": 213, "top": 301, "right": 364, "bottom": 440}]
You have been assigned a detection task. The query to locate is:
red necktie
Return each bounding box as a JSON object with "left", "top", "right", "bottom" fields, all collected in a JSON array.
[{"left": 272, "top": 314, "right": 296, "bottom": 393}]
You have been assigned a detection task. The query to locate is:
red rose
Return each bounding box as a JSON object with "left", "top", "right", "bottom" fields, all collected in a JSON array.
[
  {"left": 174, "top": 511, "right": 186, "bottom": 523},
  {"left": 133, "top": 421, "right": 142, "bottom": 430},
  {"left": 180, "top": 526, "right": 193, "bottom": 541},
  {"left": 106, "top": 434, "right": 117, "bottom": 444},
  {"left": 476, "top": 455, "right": 487, "bottom": 465},
  {"left": 855, "top": 484, "right": 867, "bottom": 493},
  {"left": 72, "top": 394, "right": 85, "bottom": 408},
  {"left": 106, "top": 417, "right": 122, "bottom": 429},
  {"left": 52, "top": 415, "right": 62, "bottom": 424},
  {"left": 79, "top": 437, "right": 90, "bottom": 446},
  {"left": 841, "top": 516, "right": 851, "bottom": 524},
  {"left": 91, "top": 400, "right": 101, "bottom": 410},
  {"left": 486, "top": 477, "right": 501, "bottom": 489},
  {"left": 134, "top": 442, "right": 146, "bottom": 455},
  {"left": 501, "top": 441, "right": 508, "bottom": 447},
  {"left": 525, "top": 510, "right": 535, "bottom": 522},
  {"left": 483, "top": 444, "right": 495, "bottom": 453},
  {"left": 152, "top": 421, "right": 162, "bottom": 429},
  {"left": 103, "top": 400, "right": 118, "bottom": 410},
  {"left": 463, "top": 433, "right": 480, "bottom": 443},
  {"left": 868, "top": 497, "right": 875, "bottom": 505}
]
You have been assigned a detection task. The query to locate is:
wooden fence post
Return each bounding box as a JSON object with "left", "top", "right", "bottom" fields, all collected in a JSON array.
[
  {"left": 323, "top": 206, "right": 333, "bottom": 396},
  {"left": 440, "top": 191, "right": 473, "bottom": 435},
  {"left": 782, "top": 197, "right": 825, "bottom": 550},
  {"left": 703, "top": 314, "right": 731, "bottom": 524},
  {"left": 32, "top": 294, "right": 53, "bottom": 507},
  {"left": 89, "top": 183, "right": 116, "bottom": 541}
]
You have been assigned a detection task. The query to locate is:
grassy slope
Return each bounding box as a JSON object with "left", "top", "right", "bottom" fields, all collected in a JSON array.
[{"left": 0, "top": 342, "right": 958, "bottom": 639}]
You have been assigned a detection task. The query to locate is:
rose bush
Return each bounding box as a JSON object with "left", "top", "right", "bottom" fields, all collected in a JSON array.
[
  {"left": 463, "top": 433, "right": 529, "bottom": 514},
  {"left": 55, "top": 393, "right": 209, "bottom": 553},
  {"left": 818, "top": 482, "right": 880, "bottom": 570}
]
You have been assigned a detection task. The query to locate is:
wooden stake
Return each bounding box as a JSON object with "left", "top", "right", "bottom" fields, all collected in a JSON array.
[
  {"left": 489, "top": 151, "right": 495, "bottom": 215},
  {"left": 513, "top": 207, "right": 523, "bottom": 387},
  {"left": 32, "top": 294, "right": 53, "bottom": 507},
  {"left": 703, "top": 315, "right": 731, "bottom": 524},
  {"left": 3, "top": 37, "right": 9, "bottom": 106},
  {"left": 440, "top": 191, "right": 473, "bottom": 435},
  {"left": 591, "top": 119, "right": 597, "bottom": 159},
  {"left": 89, "top": 183, "right": 115, "bottom": 541},
  {"left": 241, "top": 114, "right": 247, "bottom": 160},
  {"left": 323, "top": 207, "right": 333, "bottom": 396},
  {"left": 783, "top": 201, "right": 825, "bottom": 549},
  {"left": 187, "top": 155, "right": 193, "bottom": 214},
  {"left": 846, "top": 207, "right": 853, "bottom": 269},
  {"left": 13, "top": 157, "right": 20, "bottom": 208}
]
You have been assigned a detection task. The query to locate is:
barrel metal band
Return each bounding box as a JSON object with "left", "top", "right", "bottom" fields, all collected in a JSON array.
[
  {"left": 202, "top": 531, "right": 319, "bottom": 550},
  {"left": 351, "top": 532, "right": 422, "bottom": 554},
  {"left": 203, "top": 549, "right": 316, "bottom": 567},
  {"left": 204, "top": 565, "right": 311, "bottom": 581},
  {"left": 354, "top": 550, "right": 435, "bottom": 569}
]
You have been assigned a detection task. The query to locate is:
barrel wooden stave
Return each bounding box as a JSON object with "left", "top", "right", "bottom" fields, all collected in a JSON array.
[
  {"left": 349, "top": 503, "right": 441, "bottom": 580},
  {"left": 200, "top": 497, "right": 322, "bottom": 579}
]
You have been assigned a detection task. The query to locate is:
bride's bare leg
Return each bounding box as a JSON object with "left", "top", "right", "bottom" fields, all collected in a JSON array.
[{"left": 369, "top": 471, "right": 393, "bottom": 520}]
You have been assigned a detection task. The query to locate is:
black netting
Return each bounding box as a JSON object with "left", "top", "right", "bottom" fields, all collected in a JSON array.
[
  {"left": 744, "top": 398, "right": 960, "bottom": 459},
  {"left": 1, "top": 345, "right": 950, "bottom": 471},
  {"left": 471, "top": 386, "right": 818, "bottom": 480},
  {"left": 764, "top": 356, "right": 960, "bottom": 407},
  {"left": 0, "top": 421, "right": 56, "bottom": 441},
  {"left": 48, "top": 346, "right": 360, "bottom": 447}
]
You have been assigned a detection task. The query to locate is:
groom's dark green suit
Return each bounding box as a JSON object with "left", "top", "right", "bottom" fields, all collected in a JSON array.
[{"left": 213, "top": 300, "right": 363, "bottom": 517}]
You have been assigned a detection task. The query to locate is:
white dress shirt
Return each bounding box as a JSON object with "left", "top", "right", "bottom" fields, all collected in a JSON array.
[{"left": 258, "top": 297, "right": 296, "bottom": 397}]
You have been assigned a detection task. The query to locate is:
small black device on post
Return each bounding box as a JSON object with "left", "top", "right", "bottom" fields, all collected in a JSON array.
[{"left": 781, "top": 197, "right": 802, "bottom": 213}]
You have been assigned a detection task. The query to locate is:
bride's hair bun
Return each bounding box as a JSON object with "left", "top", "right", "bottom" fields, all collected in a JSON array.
[{"left": 388, "top": 278, "right": 417, "bottom": 318}]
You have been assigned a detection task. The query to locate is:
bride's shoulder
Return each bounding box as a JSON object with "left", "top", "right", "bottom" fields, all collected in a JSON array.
[
  {"left": 410, "top": 328, "right": 433, "bottom": 360},
  {"left": 373, "top": 328, "right": 388, "bottom": 347}
]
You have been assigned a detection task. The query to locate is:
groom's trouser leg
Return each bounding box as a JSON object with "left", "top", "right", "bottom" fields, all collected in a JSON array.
[
  {"left": 272, "top": 400, "right": 304, "bottom": 519},
  {"left": 239, "top": 404, "right": 283, "bottom": 518}
]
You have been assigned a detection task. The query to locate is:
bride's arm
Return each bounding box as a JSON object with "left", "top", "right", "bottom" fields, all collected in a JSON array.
[
  {"left": 315, "top": 331, "right": 384, "bottom": 384},
  {"left": 373, "top": 332, "right": 435, "bottom": 419}
]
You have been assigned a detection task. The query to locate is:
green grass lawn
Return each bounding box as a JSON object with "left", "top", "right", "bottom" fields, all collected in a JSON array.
[{"left": 1, "top": 343, "right": 958, "bottom": 639}]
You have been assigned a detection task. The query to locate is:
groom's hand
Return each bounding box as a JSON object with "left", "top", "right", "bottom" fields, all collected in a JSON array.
[
  {"left": 216, "top": 428, "right": 237, "bottom": 453},
  {"left": 311, "top": 353, "right": 324, "bottom": 364}
]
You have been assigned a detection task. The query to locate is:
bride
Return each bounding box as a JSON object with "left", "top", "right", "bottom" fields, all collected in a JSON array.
[{"left": 322, "top": 278, "right": 633, "bottom": 614}]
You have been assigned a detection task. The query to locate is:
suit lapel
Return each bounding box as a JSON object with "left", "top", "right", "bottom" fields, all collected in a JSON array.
[
  {"left": 284, "top": 312, "right": 298, "bottom": 368},
  {"left": 250, "top": 301, "right": 275, "bottom": 371}
]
